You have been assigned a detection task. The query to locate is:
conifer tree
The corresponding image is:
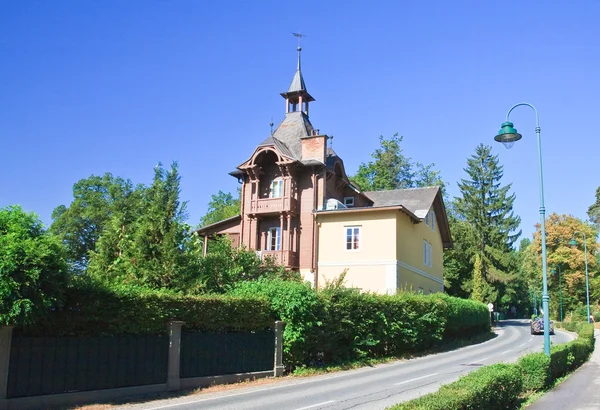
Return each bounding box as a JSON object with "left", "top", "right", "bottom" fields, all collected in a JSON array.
[{"left": 455, "top": 144, "right": 521, "bottom": 301}]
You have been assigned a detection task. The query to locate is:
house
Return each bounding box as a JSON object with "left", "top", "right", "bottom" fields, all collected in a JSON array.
[{"left": 197, "top": 45, "right": 452, "bottom": 294}]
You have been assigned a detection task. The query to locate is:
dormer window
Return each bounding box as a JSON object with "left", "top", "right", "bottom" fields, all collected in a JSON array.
[
  {"left": 270, "top": 179, "right": 283, "bottom": 198},
  {"left": 343, "top": 197, "right": 355, "bottom": 207}
]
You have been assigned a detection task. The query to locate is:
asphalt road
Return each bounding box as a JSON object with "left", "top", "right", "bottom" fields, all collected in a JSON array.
[{"left": 123, "top": 320, "right": 573, "bottom": 410}]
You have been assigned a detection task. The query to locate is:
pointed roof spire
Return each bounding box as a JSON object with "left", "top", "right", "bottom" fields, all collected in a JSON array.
[{"left": 282, "top": 33, "right": 314, "bottom": 102}]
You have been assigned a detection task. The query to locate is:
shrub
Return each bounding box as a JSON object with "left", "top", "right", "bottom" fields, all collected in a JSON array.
[
  {"left": 19, "top": 280, "right": 273, "bottom": 336},
  {"left": 390, "top": 363, "right": 522, "bottom": 410},
  {"left": 229, "top": 278, "right": 324, "bottom": 367},
  {"left": 0, "top": 206, "right": 68, "bottom": 326},
  {"left": 434, "top": 294, "right": 490, "bottom": 340},
  {"left": 518, "top": 352, "right": 550, "bottom": 391}
]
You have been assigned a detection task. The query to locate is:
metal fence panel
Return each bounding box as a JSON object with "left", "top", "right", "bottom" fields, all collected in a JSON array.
[
  {"left": 180, "top": 331, "right": 272, "bottom": 378},
  {"left": 7, "top": 334, "right": 168, "bottom": 398}
]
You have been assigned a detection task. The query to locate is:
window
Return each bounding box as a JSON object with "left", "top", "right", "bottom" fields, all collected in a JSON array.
[
  {"left": 343, "top": 197, "right": 355, "bottom": 207},
  {"left": 424, "top": 210, "right": 435, "bottom": 231},
  {"left": 345, "top": 226, "right": 360, "bottom": 250},
  {"left": 270, "top": 179, "right": 283, "bottom": 198},
  {"left": 423, "top": 240, "right": 432, "bottom": 267},
  {"left": 267, "top": 227, "right": 281, "bottom": 251}
]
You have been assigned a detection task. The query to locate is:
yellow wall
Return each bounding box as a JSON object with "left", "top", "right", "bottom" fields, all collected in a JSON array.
[
  {"left": 316, "top": 207, "right": 445, "bottom": 294},
  {"left": 317, "top": 210, "right": 397, "bottom": 294},
  {"left": 396, "top": 208, "right": 444, "bottom": 292}
]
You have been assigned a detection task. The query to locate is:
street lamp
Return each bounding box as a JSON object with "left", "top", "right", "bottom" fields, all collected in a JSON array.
[
  {"left": 569, "top": 231, "right": 590, "bottom": 323},
  {"left": 551, "top": 265, "right": 563, "bottom": 322},
  {"left": 495, "top": 102, "right": 551, "bottom": 356}
]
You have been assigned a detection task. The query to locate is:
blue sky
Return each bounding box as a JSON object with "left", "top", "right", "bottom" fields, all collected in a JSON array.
[{"left": 1, "top": 1, "right": 598, "bottom": 241}]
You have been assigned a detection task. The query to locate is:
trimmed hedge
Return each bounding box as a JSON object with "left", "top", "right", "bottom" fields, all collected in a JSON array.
[
  {"left": 19, "top": 282, "right": 274, "bottom": 336},
  {"left": 392, "top": 322, "right": 596, "bottom": 409},
  {"left": 230, "top": 279, "right": 491, "bottom": 367},
  {"left": 389, "top": 363, "right": 523, "bottom": 410},
  {"left": 518, "top": 352, "right": 550, "bottom": 391}
]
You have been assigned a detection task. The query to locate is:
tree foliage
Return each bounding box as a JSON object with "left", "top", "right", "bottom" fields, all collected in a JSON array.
[
  {"left": 588, "top": 186, "right": 600, "bottom": 229},
  {"left": 528, "top": 213, "right": 599, "bottom": 317},
  {"left": 351, "top": 133, "right": 445, "bottom": 194},
  {"left": 453, "top": 144, "right": 521, "bottom": 304},
  {"left": 199, "top": 189, "right": 240, "bottom": 227},
  {"left": 87, "top": 163, "right": 200, "bottom": 290},
  {"left": 0, "top": 206, "right": 68, "bottom": 325},
  {"left": 50, "top": 173, "right": 141, "bottom": 272}
]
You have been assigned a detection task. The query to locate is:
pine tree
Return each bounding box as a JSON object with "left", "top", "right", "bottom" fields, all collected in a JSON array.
[{"left": 455, "top": 144, "right": 521, "bottom": 301}]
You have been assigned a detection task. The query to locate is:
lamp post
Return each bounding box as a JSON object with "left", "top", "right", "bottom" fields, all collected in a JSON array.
[
  {"left": 551, "top": 265, "right": 563, "bottom": 322},
  {"left": 569, "top": 231, "right": 590, "bottom": 323},
  {"left": 495, "top": 102, "right": 551, "bottom": 356}
]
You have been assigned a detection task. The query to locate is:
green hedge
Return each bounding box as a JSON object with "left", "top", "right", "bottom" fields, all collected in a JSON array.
[
  {"left": 230, "top": 279, "right": 490, "bottom": 367},
  {"left": 434, "top": 294, "right": 490, "bottom": 340},
  {"left": 389, "top": 363, "right": 523, "bottom": 410},
  {"left": 518, "top": 352, "right": 550, "bottom": 391},
  {"left": 19, "top": 282, "right": 273, "bottom": 336}
]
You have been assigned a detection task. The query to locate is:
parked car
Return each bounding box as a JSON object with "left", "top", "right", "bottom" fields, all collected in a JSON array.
[{"left": 530, "top": 317, "right": 555, "bottom": 335}]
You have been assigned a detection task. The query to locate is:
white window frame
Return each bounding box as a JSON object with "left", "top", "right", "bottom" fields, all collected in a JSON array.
[
  {"left": 430, "top": 210, "right": 435, "bottom": 231},
  {"left": 343, "top": 197, "right": 355, "bottom": 207},
  {"left": 267, "top": 227, "right": 281, "bottom": 251},
  {"left": 423, "top": 240, "right": 432, "bottom": 267},
  {"left": 345, "top": 226, "right": 361, "bottom": 251},
  {"left": 270, "top": 179, "right": 283, "bottom": 198}
]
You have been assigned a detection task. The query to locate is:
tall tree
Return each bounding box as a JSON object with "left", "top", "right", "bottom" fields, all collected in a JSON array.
[
  {"left": 351, "top": 133, "right": 445, "bottom": 194},
  {"left": 50, "top": 173, "right": 141, "bottom": 272},
  {"left": 199, "top": 189, "right": 241, "bottom": 227},
  {"left": 529, "top": 213, "right": 598, "bottom": 317},
  {"left": 588, "top": 186, "right": 600, "bottom": 229},
  {"left": 0, "top": 206, "right": 68, "bottom": 325},
  {"left": 88, "top": 163, "right": 199, "bottom": 290},
  {"left": 454, "top": 144, "right": 521, "bottom": 303},
  {"left": 443, "top": 201, "right": 477, "bottom": 298}
]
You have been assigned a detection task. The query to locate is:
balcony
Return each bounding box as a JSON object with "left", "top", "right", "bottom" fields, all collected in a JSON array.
[
  {"left": 250, "top": 197, "right": 298, "bottom": 215},
  {"left": 261, "top": 250, "right": 298, "bottom": 267}
]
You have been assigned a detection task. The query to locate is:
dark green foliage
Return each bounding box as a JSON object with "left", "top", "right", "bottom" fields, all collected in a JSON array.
[
  {"left": 443, "top": 207, "right": 476, "bottom": 298},
  {"left": 229, "top": 278, "right": 323, "bottom": 367},
  {"left": 588, "top": 186, "right": 600, "bottom": 229},
  {"left": 351, "top": 133, "right": 445, "bottom": 194},
  {"left": 390, "top": 363, "right": 523, "bottom": 410},
  {"left": 19, "top": 280, "right": 273, "bottom": 337},
  {"left": 549, "top": 323, "right": 594, "bottom": 380},
  {"left": 0, "top": 206, "right": 68, "bottom": 325},
  {"left": 86, "top": 163, "right": 202, "bottom": 291},
  {"left": 518, "top": 352, "right": 550, "bottom": 391},
  {"left": 230, "top": 279, "right": 490, "bottom": 368},
  {"left": 454, "top": 144, "right": 522, "bottom": 304},
  {"left": 434, "top": 293, "right": 490, "bottom": 339},
  {"left": 199, "top": 189, "right": 241, "bottom": 228},
  {"left": 198, "top": 236, "right": 298, "bottom": 294},
  {"left": 50, "top": 173, "right": 141, "bottom": 272}
]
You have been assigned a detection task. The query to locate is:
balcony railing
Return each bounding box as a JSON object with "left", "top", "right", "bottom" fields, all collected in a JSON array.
[
  {"left": 260, "top": 250, "right": 298, "bottom": 267},
  {"left": 250, "top": 197, "right": 298, "bottom": 215}
]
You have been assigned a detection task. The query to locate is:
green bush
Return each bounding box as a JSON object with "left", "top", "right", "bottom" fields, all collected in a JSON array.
[
  {"left": 0, "top": 206, "right": 68, "bottom": 326},
  {"left": 518, "top": 352, "right": 550, "bottom": 391},
  {"left": 434, "top": 294, "right": 490, "bottom": 340},
  {"left": 229, "top": 278, "right": 324, "bottom": 367},
  {"left": 390, "top": 363, "right": 522, "bottom": 410},
  {"left": 19, "top": 280, "right": 273, "bottom": 336}
]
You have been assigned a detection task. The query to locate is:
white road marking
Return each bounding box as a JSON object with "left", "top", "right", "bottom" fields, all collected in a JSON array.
[
  {"left": 472, "top": 357, "right": 490, "bottom": 363},
  {"left": 294, "top": 400, "right": 336, "bottom": 410},
  {"left": 518, "top": 342, "right": 527, "bottom": 347},
  {"left": 500, "top": 350, "right": 512, "bottom": 355},
  {"left": 394, "top": 373, "right": 439, "bottom": 385}
]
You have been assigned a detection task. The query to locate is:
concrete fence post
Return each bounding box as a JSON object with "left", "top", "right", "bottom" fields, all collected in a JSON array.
[
  {"left": 167, "top": 321, "right": 185, "bottom": 391},
  {"left": 273, "top": 321, "right": 284, "bottom": 377},
  {"left": 0, "top": 326, "right": 15, "bottom": 410}
]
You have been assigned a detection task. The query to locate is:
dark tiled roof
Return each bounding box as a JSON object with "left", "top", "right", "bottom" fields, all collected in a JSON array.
[
  {"left": 257, "top": 136, "right": 296, "bottom": 160},
  {"left": 363, "top": 187, "right": 439, "bottom": 217},
  {"left": 288, "top": 69, "right": 306, "bottom": 93},
  {"left": 268, "top": 111, "right": 315, "bottom": 160}
]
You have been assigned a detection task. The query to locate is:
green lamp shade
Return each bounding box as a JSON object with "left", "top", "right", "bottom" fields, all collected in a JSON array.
[
  {"left": 569, "top": 238, "right": 577, "bottom": 246},
  {"left": 551, "top": 268, "right": 556, "bottom": 274},
  {"left": 494, "top": 122, "right": 522, "bottom": 149}
]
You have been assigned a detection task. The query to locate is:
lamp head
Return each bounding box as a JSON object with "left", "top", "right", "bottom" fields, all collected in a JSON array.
[
  {"left": 494, "top": 121, "right": 522, "bottom": 149},
  {"left": 569, "top": 238, "right": 577, "bottom": 247},
  {"left": 551, "top": 268, "right": 556, "bottom": 275}
]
